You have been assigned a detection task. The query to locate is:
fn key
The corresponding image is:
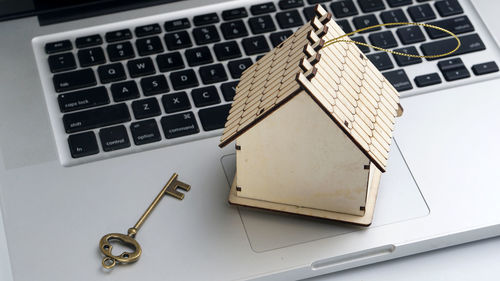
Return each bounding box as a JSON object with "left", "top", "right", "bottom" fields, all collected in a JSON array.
[{"left": 68, "top": 131, "right": 99, "bottom": 158}]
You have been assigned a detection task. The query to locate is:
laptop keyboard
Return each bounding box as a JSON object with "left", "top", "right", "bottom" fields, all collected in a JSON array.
[{"left": 39, "top": 0, "right": 499, "bottom": 165}]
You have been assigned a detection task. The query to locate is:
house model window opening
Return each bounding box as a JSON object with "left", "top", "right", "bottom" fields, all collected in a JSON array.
[{"left": 219, "top": 5, "right": 403, "bottom": 226}]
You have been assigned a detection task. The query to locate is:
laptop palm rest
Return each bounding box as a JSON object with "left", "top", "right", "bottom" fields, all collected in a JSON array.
[{"left": 221, "top": 140, "right": 428, "bottom": 252}]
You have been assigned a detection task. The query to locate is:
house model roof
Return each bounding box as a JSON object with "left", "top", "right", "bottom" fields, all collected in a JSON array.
[{"left": 219, "top": 5, "right": 400, "bottom": 172}]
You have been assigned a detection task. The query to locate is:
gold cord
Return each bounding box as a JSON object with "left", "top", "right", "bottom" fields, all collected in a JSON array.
[{"left": 323, "top": 22, "right": 461, "bottom": 59}]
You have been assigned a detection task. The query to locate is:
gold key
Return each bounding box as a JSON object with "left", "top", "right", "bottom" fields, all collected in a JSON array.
[{"left": 99, "top": 173, "right": 190, "bottom": 269}]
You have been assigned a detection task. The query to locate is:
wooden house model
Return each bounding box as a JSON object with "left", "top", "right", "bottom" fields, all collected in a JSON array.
[{"left": 219, "top": 5, "right": 402, "bottom": 225}]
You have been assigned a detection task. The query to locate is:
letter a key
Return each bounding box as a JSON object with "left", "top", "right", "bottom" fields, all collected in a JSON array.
[{"left": 99, "top": 173, "right": 190, "bottom": 269}]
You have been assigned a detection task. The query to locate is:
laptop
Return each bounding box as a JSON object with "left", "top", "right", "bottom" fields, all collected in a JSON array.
[{"left": 1, "top": 0, "right": 500, "bottom": 280}]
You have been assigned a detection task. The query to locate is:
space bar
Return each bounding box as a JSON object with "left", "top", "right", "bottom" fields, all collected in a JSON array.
[
  {"left": 421, "top": 33, "right": 486, "bottom": 61},
  {"left": 63, "top": 103, "right": 131, "bottom": 133}
]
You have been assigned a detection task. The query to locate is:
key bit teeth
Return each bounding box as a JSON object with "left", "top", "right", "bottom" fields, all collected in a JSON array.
[{"left": 165, "top": 180, "right": 191, "bottom": 200}]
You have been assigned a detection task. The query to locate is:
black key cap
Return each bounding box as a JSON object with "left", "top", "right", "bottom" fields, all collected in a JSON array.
[
  {"left": 214, "top": 41, "right": 242, "bottom": 60},
  {"left": 107, "top": 42, "right": 135, "bottom": 61},
  {"left": 58, "top": 86, "right": 109, "bottom": 113},
  {"left": 437, "top": 58, "right": 464, "bottom": 72},
  {"left": 353, "top": 15, "right": 381, "bottom": 33},
  {"left": 221, "top": 81, "right": 239, "bottom": 101},
  {"left": 132, "top": 98, "right": 162, "bottom": 119},
  {"left": 242, "top": 36, "right": 270, "bottom": 55},
  {"left": 307, "top": 0, "right": 330, "bottom": 3},
  {"left": 380, "top": 9, "right": 408, "bottom": 25},
  {"left": 162, "top": 92, "right": 191, "bottom": 113},
  {"left": 130, "top": 119, "right": 161, "bottom": 145},
  {"left": 156, "top": 52, "right": 185, "bottom": 72},
  {"left": 111, "top": 81, "right": 140, "bottom": 102},
  {"left": 48, "top": 52, "right": 77, "bottom": 73},
  {"left": 170, "top": 69, "right": 199, "bottom": 90},
  {"left": 279, "top": 0, "right": 304, "bottom": 10},
  {"left": 425, "top": 16, "right": 474, "bottom": 39},
  {"left": 396, "top": 26, "right": 425, "bottom": 44},
  {"left": 199, "top": 64, "right": 228, "bottom": 84},
  {"left": 369, "top": 31, "right": 398, "bottom": 49},
  {"left": 256, "top": 55, "right": 265, "bottom": 62},
  {"left": 393, "top": 46, "right": 422, "bottom": 66},
  {"left": 276, "top": 10, "right": 304, "bottom": 29},
  {"left": 45, "top": 40, "right": 72, "bottom": 54},
  {"left": 251, "top": 2, "right": 277, "bottom": 15},
  {"left": 97, "top": 63, "right": 126, "bottom": 83},
  {"left": 99, "top": 125, "right": 130, "bottom": 152},
  {"left": 193, "top": 25, "right": 221, "bottom": 45},
  {"left": 270, "top": 30, "right": 293, "bottom": 47},
  {"left": 330, "top": 0, "right": 358, "bottom": 18},
  {"left": 53, "top": 68, "right": 96, "bottom": 92},
  {"left": 414, "top": 73, "right": 441, "bottom": 87},
  {"left": 165, "top": 18, "right": 191, "bottom": 32},
  {"left": 421, "top": 34, "right": 485, "bottom": 61},
  {"left": 228, "top": 58, "right": 253, "bottom": 79},
  {"left": 77, "top": 47, "right": 106, "bottom": 67},
  {"left": 127, "top": 58, "right": 156, "bottom": 78},
  {"left": 105, "top": 29, "right": 132, "bottom": 42},
  {"left": 383, "top": 69, "right": 413, "bottom": 91},
  {"left": 443, "top": 67, "right": 470, "bottom": 81},
  {"left": 161, "top": 112, "right": 199, "bottom": 139},
  {"left": 75, "top": 35, "right": 102, "bottom": 48},
  {"left": 192, "top": 86, "right": 221, "bottom": 107},
  {"left": 435, "top": 0, "right": 463, "bottom": 17},
  {"left": 68, "top": 131, "right": 99, "bottom": 158},
  {"left": 351, "top": 36, "right": 370, "bottom": 53},
  {"left": 367, "top": 52, "right": 394, "bottom": 71},
  {"left": 387, "top": 0, "right": 412, "bottom": 7},
  {"left": 223, "top": 7, "right": 248, "bottom": 20},
  {"left": 140, "top": 75, "right": 169, "bottom": 96},
  {"left": 136, "top": 36, "right": 164, "bottom": 56},
  {"left": 193, "top": 13, "right": 220, "bottom": 26},
  {"left": 249, "top": 15, "right": 277, "bottom": 34},
  {"left": 408, "top": 4, "right": 436, "bottom": 22},
  {"left": 358, "top": 0, "right": 385, "bottom": 12},
  {"left": 63, "top": 103, "right": 131, "bottom": 133},
  {"left": 198, "top": 104, "right": 231, "bottom": 131},
  {"left": 472, "top": 62, "right": 499, "bottom": 76},
  {"left": 304, "top": 6, "right": 324, "bottom": 21},
  {"left": 135, "top": 23, "right": 162, "bottom": 37},
  {"left": 185, "top": 46, "right": 213, "bottom": 66},
  {"left": 336, "top": 20, "right": 353, "bottom": 33},
  {"left": 164, "top": 31, "right": 193, "bottom": 50},
  {"left": 221, "top": 20, "right": 249, "bottom": 39}
]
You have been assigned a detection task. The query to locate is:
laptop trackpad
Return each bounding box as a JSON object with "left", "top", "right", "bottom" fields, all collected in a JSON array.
[{"left": 220, "top": 140, "right": 428, "bottom": 252}]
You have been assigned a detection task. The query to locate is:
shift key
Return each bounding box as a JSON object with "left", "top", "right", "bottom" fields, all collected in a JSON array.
[
  {"left": 53, "top": 68, "right": 97, "bottom": 92},
  {"left": 63, "top": 103, "right": 131, "bottom": 133}
]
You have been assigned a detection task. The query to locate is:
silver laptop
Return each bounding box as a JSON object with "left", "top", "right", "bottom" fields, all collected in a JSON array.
[{"left": 1, "top": 0, "right": 500, "bottom": 280}]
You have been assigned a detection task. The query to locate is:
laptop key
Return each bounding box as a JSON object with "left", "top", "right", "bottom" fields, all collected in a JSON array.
[
  {"left": 393, "top": 47, "right": 422, "bottom": 66},
  {"left": 48, "top": 52, "right": 77, "bottom": 73},
  {"left": 198, "top": 104, "right": 231, "bottom": 131},
  {"left": 105, "top": 29, "right": 132, "bottom": 42},
  {"left": 214, "top": 41, "right": 242, "bottom": 60},
  {"left": 107, "top": 42, "right": 135, "bottom": 61},
  {"left": 140, "top": 75, "right": 169, "bottom": 96},
  {"left": 75, "top": 35, "right": 102, "bottom": 48},
  {"left": 164, "top": 31, "right": 192, "bottom": 50},
  {"left": 136, "top": 36, "right": 164, "bottom": 56},
  {"left": 367, "top": 52, "right": 394, "bottom": 71},
  {"left": 132, "top": 98, "right": 162, "bottom": 119},
  {"left": 170, "top": 69, "right": 199, "bottom": 90},
  {"left": 127, "top": 58, "right": 156, "bottom": 78},
  {"left": 157, "top": 52, "right": 185, "bottom": 72},
  {"left": 63, "top": 103, "right": 131, "bottom": 133},
  {"left": 164, "top": 18, "right": 191, "bottom": 32},
  {"left": 383, "top": 69, "right": 413, "bottom": 91},
  {"left": 193, "top": 13, "right": 220, "bottom": 26},
  {"left": 414, "top": 73, "right": 442, "bottom": 87},
  {"left": 185, "top": 46, "right": 213, "bottom": 66},
  {"left": 222, "top": 7, "right": 248, "bottom": 21},
  {"left": 472, "top": 62, "right": 499, "bottom": 76},
  {"left": 53, "top": 68, "right": 97, "bottom": 92},
  {"left": 228, "top": 58, "right": 253, "bottom": 79},
  {"left": 98, "top": 63, "right": 126, "bottom": 83},
  {"left": 221, "top": 81, "right": 239, "bottom": 101},
  {"left": 368, "top": 31, "right": 398, "bottom": 49},
  {"left": 221, "top": 20, "right": 249, "bottom": 39},
  {"left": 249, "top": 15, "right": 276, "bottom": 34},
  {"left": 279, "top": 0, "right": 304, "bottom": 10},
  {"left": 435, "top": 0, "right": 463, "bottom": 17},
  {"left": 58, "top": 86, "right": 109, "bottom": 113},
  {"left": 276, "top": 10, "right": 304, "bottom": 29},
  {"left": 193, "top": 26, "right": 221, "bottom": 45},
  {"left": 270, "top": 30, "right": 293, "bottom": 47},
  {"left": 437, "top": 58, "right": 464, "bottom": 72},
  {"left": 130, "top": 119, "right": 162, "bottom": 145},
  {"left": 77, "top": 47, "right": 106, "bottom": 67},
  {"left": 330, "top": 0, "right": 358, "bottom": 18},
  {"left": 420, "top": 34, "right": 486, "bottom": 60},
  {"left": 425, "top": 16, "right": 474, "bottom": 39},
  {"left": 442, "top": 67, "right": 470, "bottom": 81},
  {"left": 408, "top": 4, "right": 436, "bottom": 22},
  {"left": 357, "top": 0, "right": 386, "bottom": 12},
  {"left": 99, "top": 125, "right": 131, "bottom": 152},
  {"left": 353, "top": 15, "right": 381, "bottom": 33},
  {"left": 336, "top": 20, "right": 353, "bottom": 33},
  {"left": 242, "top": 36, "right": 270, "bottom": 55},
  {"left": 45, "top": 40, "right": 72, "bottom": 54},
  {"left": 351, "top": 36, "right": 370, "bottom": 53},
  {"left": 135, "top": 24, "right": 162, "bottom": 37},
  {"left": 250, "top": 2, "right": 277, "bottom": 15},
  {"left": 396, "top": 26, "right": 425, "bottom": 44},
  {"left": 304, "top": 5, "right": 327, "bottom": 21},
  {"left": 192, "top": 86, "right": 221, "bottom": 107},
  {"left": 68, "top": 131, "right": 99, "bottom": 158},
  {"left": 387, "top": 0, "right": 413, "bottom": 7},
  {"left": 380, "top": 9, "right": 408, "bottom": 25},
  {"left": 162, "top": 92, "right": 191, "bottom": 113},
  {"left": 161, "top": 112, "right": 199, "bottom": 139},
  {"left": 111, "top": 81, "right": 140, "bottom": 102},
  {"left": 199, "top": 64, "right": 228, "bottom": 84}
]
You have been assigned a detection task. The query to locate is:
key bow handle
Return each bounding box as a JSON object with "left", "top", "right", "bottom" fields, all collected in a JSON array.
[{"left": 99, "top": 233, "right": 142, "bottom": 269}]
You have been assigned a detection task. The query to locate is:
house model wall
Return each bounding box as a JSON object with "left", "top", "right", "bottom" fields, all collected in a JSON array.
[{"left": 219, "top": 5, "right": 401, "bottom": 225}]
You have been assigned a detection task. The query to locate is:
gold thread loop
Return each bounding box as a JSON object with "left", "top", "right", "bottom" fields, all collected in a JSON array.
[{"left": 323, "top": 22, "right": 461, "bottom": 59}]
